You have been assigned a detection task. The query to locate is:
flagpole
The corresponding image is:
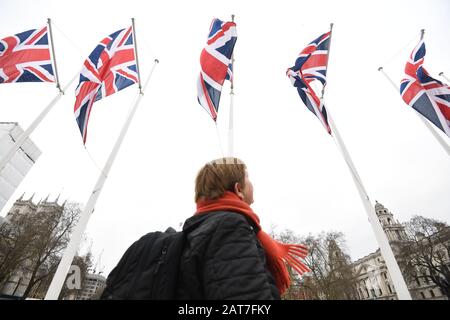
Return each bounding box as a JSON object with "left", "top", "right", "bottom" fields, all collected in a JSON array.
[
  {"left": 321, "top": 23, "right": 412, "bottom": 300},
  {"left": 47, "top": 18, "right": 62, "bottom": 93},
  {"left": 327, "top": 111, "right": 412, "bottom": 300},
  {"left": 320, "top": 23, "right": 333, "bottom": 99},
  {"left": 131, "top": 18, "right": 143, "bottom": 94},
  {"left": 44, "top": 59, "right": 159, "bottom": 300},
  {"left": 378, "top": 67, "right": 450, "bottom": 156},
  {"left": 0, "top": 74, "right": 78, "bottom": 174},
  {"left": 439, "top": 72, "right": 450, "bottom": 83},
  {"left": 228, "top": 14, "right": 235, "bottom": 157}
]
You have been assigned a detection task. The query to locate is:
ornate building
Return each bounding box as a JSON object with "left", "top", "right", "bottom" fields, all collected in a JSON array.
[
  {"left": 0, "top": 194, "right": 65, "bottom": 298},
  {"left": 352, "top": 201, "right": 448, "bottom": 300}
]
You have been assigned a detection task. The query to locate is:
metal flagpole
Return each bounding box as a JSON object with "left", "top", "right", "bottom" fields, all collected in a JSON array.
[
  {"left": 131, "top": 18, "right": 142, "bottom": 94},
  {"left": 228, "top": 14, "right": 235, "bottom": 157},
  {"left": 47, "top": 18, "right": 62, "bottom": 93},
  {"left": 321, "top": 23, "right": 412, "bottom": 300},
  {"left": 0, "top": 74, "right": 78, "bottom": 174},
  {"left": 44, "top": 59, "right": 159, "bottom": 300},
  {"left": 378, "top": 67, "right": 450, "bottom": 157},
  {"left": 439, "top": 72, "right": 450, "bottom": 83}
]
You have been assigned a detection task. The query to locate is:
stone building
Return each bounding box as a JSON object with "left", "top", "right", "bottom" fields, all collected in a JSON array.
[
  {"left": 0, "top": 194, "right": 65, "bottom": 298},
  {"left": 352, "top": 201, "right": 448, "bottom": 300}
]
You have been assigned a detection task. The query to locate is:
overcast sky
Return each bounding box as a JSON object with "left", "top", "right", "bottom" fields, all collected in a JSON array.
[{"left": 1, "top": 0, "right": 449, "bottom": 276}]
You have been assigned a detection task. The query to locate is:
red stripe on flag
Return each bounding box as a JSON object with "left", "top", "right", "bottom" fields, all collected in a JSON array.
[
  {"left": 118, "top": 27, "right": 132, "bottom": 47},
  {"left": 25, "top": 27, "right": 47, "bottom": 45},
  {"left": 437, "top": 101, "right": 450, "bottom": 121},
  {"left": 207, "top": 22, "right": 235, "bottom": 45},
  {"left": 200, "top": 49, "right": 228, "bottom": 85},
  {"left": 25, "top": 66, "right": 53, "bottom": 82},
  {"left": 301, "top": 54, "right": 328, "bottom": 71}
]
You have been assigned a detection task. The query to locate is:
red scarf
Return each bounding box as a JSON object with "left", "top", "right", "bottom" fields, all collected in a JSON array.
[{"left": 195, "top": 191, "right": 310, "bottom": 295}]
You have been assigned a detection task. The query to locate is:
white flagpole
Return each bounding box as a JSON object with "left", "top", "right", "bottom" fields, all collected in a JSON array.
[
  {"left": 44, "top": 59, "right": 159, "bottom": 300},
  {"left": 228, "top": 14, "right": 235, "bottom": 157},
  {"left": 0, "top": 20, "right": 76, "bottom": 174},
  {"left": 327, "top": 112, "right": 412, "bottom": 300},
  {"left": 131, "top": 18, "right": 142, "bottom": 94},
  {"left": 439, "top": 72, "right": 450, "bottom": 83},
  {"left": 0, "top": 74, "right": 78, "bottom": 174},
  {"left": 47, "top": 18, "right": 62, "bottom": 93},
  {"left": 321, "top": 23, "right": 412, "bottom": 299},
  {"left": 378, "top": 67, "right": 450, "bottom": 157}
]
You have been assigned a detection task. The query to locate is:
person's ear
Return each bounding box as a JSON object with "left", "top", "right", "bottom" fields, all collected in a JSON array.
[{"left": 234, "top": 182, "right": 244, "bottom": 200}]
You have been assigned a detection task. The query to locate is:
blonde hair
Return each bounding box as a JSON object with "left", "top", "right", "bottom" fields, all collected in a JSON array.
[{"left": 194, "top": 157, "right": 247, "bottom": 202}]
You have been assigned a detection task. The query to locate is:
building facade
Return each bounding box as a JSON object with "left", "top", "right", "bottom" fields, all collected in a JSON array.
[
  {"left": 352, "top": 201, "right": 448, "bottom": 300},
  {"left": 0, "top": 122, "right": 41, "bottom": 213},
  {"left": 0, "top": 195, "right": 65, "bottom": 298}
]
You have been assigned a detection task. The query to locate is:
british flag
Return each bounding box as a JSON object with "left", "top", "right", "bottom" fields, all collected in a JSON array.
[
  {"left": 287, "top": 32, "right": 332, "bottom": 135},
  {"left": 197, "top": 18, "right": 237, "bottom": 121},
  {"left": 400, "top": 40, "right": 450, "bottom": 138},
  {"left": 0, "top": 26, "right": 55, "bottom": 83},
  {"left": 74, "top": 27, "right": 137, "bottom": 144}
]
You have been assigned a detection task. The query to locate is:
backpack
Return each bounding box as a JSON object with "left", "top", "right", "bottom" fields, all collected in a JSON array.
[{"left": 100, "top": 227, "right": 185, "bottom": 300}]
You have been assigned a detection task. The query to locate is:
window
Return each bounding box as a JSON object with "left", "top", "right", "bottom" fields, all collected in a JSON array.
[
  {"left": 415, "top": 277, "right": 421, "bottom": 286},
  {"left": 383, "top": 273, "right": 387, "bottom": 279},
  {"left": 387, "top": 284, "right": 393, "bottom": 294},
  {"left": 378, "top": 289, "right": 383, "bottom": 296},
  {"left": 429, "top": 290, "right": 435, "bottom": 298},
  {"left": 420, "top": 292, "right": 426, "bottom": 299}
]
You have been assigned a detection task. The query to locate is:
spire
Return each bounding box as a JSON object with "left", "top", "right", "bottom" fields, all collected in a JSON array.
[
  {"left": 43, "top": 194, "right": 49, "bottom": 203},
  {"left": 55, "top": 193, "right": 60, "bottom": 204},
  {"left": 28, "top": 193, "right": 35, "bottom": 203},
  {"left": 18, "top": 192, "right": 25, "bottom": 201}
]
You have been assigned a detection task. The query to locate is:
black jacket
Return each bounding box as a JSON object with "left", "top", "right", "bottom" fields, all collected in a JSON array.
[{"left": 176, "top": 211, "right": 281, "bottom": 300}]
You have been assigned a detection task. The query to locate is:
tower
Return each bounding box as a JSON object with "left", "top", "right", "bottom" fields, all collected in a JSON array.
[{"left": 374, "top": 201, "right": 408, "bottom": 243}]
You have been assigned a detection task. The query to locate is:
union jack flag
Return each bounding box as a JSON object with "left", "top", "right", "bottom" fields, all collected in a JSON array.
[
  {"left": 74, "top": 27, "right": 137, "bottom": 144},
  {"left": 197, "top": 18, "right": 237, "bottom": 121},
  {"left": 0, "top": 26, "right": 55, "bottom": 83},
  {"left": 287, "top": 32, "right": 332, "bottom": 135},
  {"left": 400, "top": 40, "right": 450, "bottom": 138}
]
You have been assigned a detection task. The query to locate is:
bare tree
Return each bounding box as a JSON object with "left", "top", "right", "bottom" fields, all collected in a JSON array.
[
  {"left": 22, "top": 202, "right": 82, "bottom": 298},
  {"left": 0, "top": 201, "right": 81, "bottom": 299},
  {"left": 398, "top": 215, "right": 450, "bottom": 299},
  {"left": 271, "top": 228, "right": 357, "bottom": 300},
  {"left": 299, "top": 231, "right": 357, "bottom": 299},
  {"left": 0, "top": 213, "right": 37, "bottom": 288}
]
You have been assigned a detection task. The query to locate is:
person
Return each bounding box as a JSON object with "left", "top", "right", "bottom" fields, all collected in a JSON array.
[{"left": 176, "top": 157, "right": 310, "bottom": 299}]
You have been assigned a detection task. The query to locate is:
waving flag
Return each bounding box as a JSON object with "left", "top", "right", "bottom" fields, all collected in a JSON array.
[
  {"left": 74, "top": 27, "right": 137, "bottom": 144},
  {"left": 400, "top": 40, "right": 450, "bottom": 138},
  {"left": 197, "top": 18, "right": 237, "bottom": 121},
  {"left": 0, "top": 26, "right": 55, "bottom": 83},
  {"left": 287, "top": 32, "right": 332, "bottom": 135}
]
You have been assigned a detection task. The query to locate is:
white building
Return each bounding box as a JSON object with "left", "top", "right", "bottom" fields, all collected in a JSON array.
[
  {"left": 76, "top": 273, "right": 106, "bottom": 300},
  {"left": 352, "top": 201, "right": 448, "bottom": 300},
  {"left": 0, "top": 122, "right": 41, "bottom": 213}
]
